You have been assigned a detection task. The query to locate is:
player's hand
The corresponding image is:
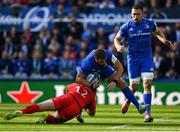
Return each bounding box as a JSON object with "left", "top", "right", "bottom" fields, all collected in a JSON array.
[
  {"left": 165, "top": 40, "right": 173, "bottom": 48},
  {"left": 116, "top": 45, "right": 125, "bottom": 53},
  {"left": 92, "top": 81, "right": 100, "bottom": 89},
  {"left": 107, "top": 81, "right": 116, "bottom": 90}
]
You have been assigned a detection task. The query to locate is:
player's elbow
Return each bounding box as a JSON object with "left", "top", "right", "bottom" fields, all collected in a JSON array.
[
  {"left": 119, "top": 62, "right": 124, "bottom": 73},
  {"left": 76, "top": 73, "right": 81, "bottom": 83},
  {"left": 115, "top": 61, "right": 124, "bottom": 74},
  {"left": 114, "top": 36, "right": 119, "bottom": 45},
  {"left": 88, "top": 111, "right": 95, "bottom": 117},
  {"left": 76, "top": 76, "right": 79, "bottom": 83},
  {"left": 76, "top": 72, "right": 86, "bottom": 83},
  {"left": 87, "top": 109, "right": 95, "bottom": 116},
  {"left": 114, "top": 35, "right": 122, "bottom": 43}
]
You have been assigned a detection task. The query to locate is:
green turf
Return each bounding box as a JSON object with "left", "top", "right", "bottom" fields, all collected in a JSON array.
[{"left": 0, "top": 104, "right": 179, "bottom": 131}]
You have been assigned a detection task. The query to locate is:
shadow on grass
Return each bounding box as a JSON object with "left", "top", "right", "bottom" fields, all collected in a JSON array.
[
  {"left": 0, "top": 121, "right": 34, "bottom": 125},
  {"left": 0, "top": 121, "right": 125, "bottom": 126},
  {"left": 0, "top": 121, "right": 180, "bottom": 127}
]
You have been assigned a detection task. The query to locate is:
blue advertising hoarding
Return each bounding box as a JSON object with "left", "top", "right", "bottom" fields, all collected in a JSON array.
[
  {"left": 79, "top": 7, "right": 180, "bottom": 32},
  {"left": 0, "top": 6, "right": 55, "bottom": 32},
  {"left": 0, "top": 6, "right": 180, "bottom": 32}
]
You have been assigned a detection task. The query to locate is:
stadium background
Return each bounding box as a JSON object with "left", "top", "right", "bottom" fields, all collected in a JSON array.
[{"left": 0, "top": 0, "right": 179, "bottom": 105}]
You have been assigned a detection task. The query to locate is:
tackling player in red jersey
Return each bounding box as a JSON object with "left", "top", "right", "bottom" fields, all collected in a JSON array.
[{"left": 3, "top": 82, "right": 98, "bottom": 124}]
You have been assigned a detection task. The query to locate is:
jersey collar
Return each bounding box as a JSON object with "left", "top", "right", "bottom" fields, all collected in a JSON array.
[{"left": 132, "top": 17, "right": 144, "bottom": 26}]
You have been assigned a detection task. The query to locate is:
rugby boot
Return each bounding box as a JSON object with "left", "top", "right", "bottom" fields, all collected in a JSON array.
[
  {"left": 4, "top": 110, "right": 22, "bottom": 120},
  {"left": 144, "top": 114, "right": 153, "bottom": 122}
]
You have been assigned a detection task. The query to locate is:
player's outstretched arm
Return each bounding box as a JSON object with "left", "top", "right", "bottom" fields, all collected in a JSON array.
[
  {"left": 154, "top": 27, "right": 173, "bottom": 47},
  {"left": 86, "top": 98, "right": 96, "bottom": 117},
  {"left": 112, "top": 60, "right": 124, "bottom": 80}
]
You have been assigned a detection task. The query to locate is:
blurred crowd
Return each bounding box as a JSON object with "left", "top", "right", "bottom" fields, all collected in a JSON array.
[
  {"left": 0, "top": 0, "right": 180, "bottom": 9},
  {"left": 0, "top": 0, "right": 180, "bottom": 80}
]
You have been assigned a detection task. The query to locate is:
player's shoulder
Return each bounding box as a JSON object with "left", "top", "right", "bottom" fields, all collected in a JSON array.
[
  {"left": 67, "top": 83, "right": 86, "bottom": 90},
  {"left": 143, "top": 17, "right": 155, "bottom": 24},
  {"left": 105, "top": 50, "right": 113, "bottom": 57},
  {"left": 121, "top": 20, "right": 131, "bottom": 28},
  {"left": 67, "top": 83, "right": 78, "bottom": 89},
  {"left": 81, "top": 50, "right": 95, "bottom": 65},
  {"left": 84, "top": 50, "right": 95, "bottom": 60}
]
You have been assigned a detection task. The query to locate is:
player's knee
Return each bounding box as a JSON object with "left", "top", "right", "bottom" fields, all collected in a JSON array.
[
  {"left": 143, "top": 82, "right": 152, "bottom": 89},
  {"left": 129, "top": 84, "right": 139, "bottom": 92},
  {"left": 116, "top": 78, "right": 128, "bottom": 88},
  {"left": 46, "top": 115, "right": 64, "bottom": 124}
]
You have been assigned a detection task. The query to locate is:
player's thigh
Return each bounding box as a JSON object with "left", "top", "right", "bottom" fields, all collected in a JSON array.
[
  {"left": 38, "top": 99, "right": 56, "bottom": 111},
  {"left": 128, "top": 59, "right": 141, "bottom": 80},
  {"left": 140, "top": 59, "right": 153, "bottom": 91},
  {"left": 129, "top": 83, "right": 139, "bottom": 92},
  {"left": 140, "top": 58, "right": 154, "bottom": 90},
  {"left": 99, "top": 66, "right": 115, "bottom": 80},
  {"left": 128, "top": 59, "right": 141, "bottom": 85},
  {"left": 52, "top": 94, "right": 73, "bottom": 110},
  {"left": 140, "top": 58, "right": 154, "bottom": 78},
  {"left": 57, "top": 103, "right": 81, "bottom": 122}
]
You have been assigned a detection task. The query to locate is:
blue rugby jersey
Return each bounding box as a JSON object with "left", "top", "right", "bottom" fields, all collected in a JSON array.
[
  {"left": 79, "top": 50, "right": 117, "bottom": 76},
  {"left": 118, "top": 17, "right": 156, "bottom": 60}
]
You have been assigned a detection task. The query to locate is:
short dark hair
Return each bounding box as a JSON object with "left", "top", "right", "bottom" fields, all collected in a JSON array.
[
  {"left": 132, "top": 3, "right": 143, "bottom": 11},
  {"left": 94, "top": 49, "right": 106, "bottom": 59}
]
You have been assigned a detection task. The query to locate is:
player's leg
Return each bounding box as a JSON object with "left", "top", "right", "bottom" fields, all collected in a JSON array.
[
  {"left": 142, "top": 74, "right": 153, "bottom": 122},
  {"left": 4, "top": 98, "right": 56, "bottom": 120},
  {"left": 22, "top": 99, "right": 56, "bottom": 113},
  {"left": 121, "top": 82, "right": 139, "bottom": 114},
  {"left": 115, "top": 78, "right": 146, "bottom": 114},
  {"left": 141, "top": 58, "right": 154, "bottom": 122},
  {"left": 104, "top": 66, "right": 146, "bottom": 114},
  {"left": 38, "top": 95, "right": 82, "bottom": 124},
  {"left": 121, "top": 59, "right": 141, "bottom": 113},
  {"left": 53, "top": 103, "right": 81, "bottom": 124},
  {"left": 36, "top": 111, "right": 60, "bottom": 124}
]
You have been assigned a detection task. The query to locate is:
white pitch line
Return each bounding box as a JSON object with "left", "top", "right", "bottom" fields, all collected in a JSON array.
[
  {"left": 107, "top": 124, "right": 132, "bottom": 130},
  {"left": 107, "top": 117, "right": 171, "bottom": 130},
  {"left": 154, "top": 117, "right": 170, "bottom": 122}
]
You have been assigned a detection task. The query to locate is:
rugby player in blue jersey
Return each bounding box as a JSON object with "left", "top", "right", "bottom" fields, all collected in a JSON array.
[
  {"left": 76, "top": 48, "right": 148, "bottom": 123},
  {"left": 114, "top": 4, "right": 173, "bottom": 122}
]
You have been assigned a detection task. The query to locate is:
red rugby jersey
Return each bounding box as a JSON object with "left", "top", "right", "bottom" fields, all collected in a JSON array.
[{"left": 66, "top": 83, "right": 96, "bottom": 111}]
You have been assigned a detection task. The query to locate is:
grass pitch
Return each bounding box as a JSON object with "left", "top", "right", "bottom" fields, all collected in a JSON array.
[{"left": 0, "top": 104, "right": 179, "bottom": 131}]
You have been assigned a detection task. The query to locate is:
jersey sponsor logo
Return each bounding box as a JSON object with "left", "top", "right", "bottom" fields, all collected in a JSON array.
[
  {"left": 144, "top": 24, "right": 150, "bottom": 29},
  {"left": 129, "top": 27, "right": 133, "bottom": 32},
  {"left": 129, "top": 32, "right": 151, "bottom": 37}
]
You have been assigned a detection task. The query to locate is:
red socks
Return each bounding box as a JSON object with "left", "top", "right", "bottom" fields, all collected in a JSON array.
[{"left": 21, "top": 104, "right": 40, "bottom": 114}]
